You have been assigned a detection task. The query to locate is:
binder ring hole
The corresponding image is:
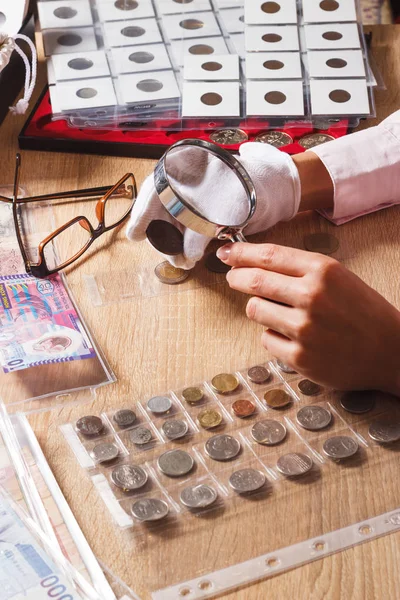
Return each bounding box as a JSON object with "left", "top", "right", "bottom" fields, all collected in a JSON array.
[
  {"left": 115, "top": 0, "right": 139, "bottom": 9},
  {"left": 129, "top": 51, "right": 155, "bottom": 64},
  {"left": 261, "top": 2, "right": 281, "bottom": 13},
  {"left": 201, "top": 93, "right": 223, "bottom": 106},
  {"left": 322, "top": 31, "right": 343, "bottom": 40},
  {"left": 76, "top": 88, "right": 98, "bottom": 99},
  {"left": 266, "top": 557, "right": 280, "bottom": 568},
  {"left": 263, "top": 59, "right": 284, "bottom": 70},
  {"left": 201, "top": 61, "right": 223, "bottom": 71},
  {"left": 54, "top": 7, "right": 78, "bottom": 19},
  {"left": 264, "top": 91, "right": 286, "bottom": 104},
  {"left": 180, "top": 19, "right": 204, "bottom": 29},
  {"left": 198, "top": 581, "right": 213, "bottom": 590},
  {"left": 137, "top": 79, "right": 163, "bottom": 92},
  {"left": 359, "top": 524, "right": 372, "bottom": 535},
  {"left": 262, "top": 33, "right": 282, "bottom": 43},
  {"left": 320, "top": 0, "right": 339, "bottom": 10},
  {"left": 121, "top": 26, "right": 146, "bottom": 37},
  {"left": 326, "top": 58, "right": 347, "bottom": 68},
  {"left": 329, "top": 89, "right": 351, "bottom": 103},
  {"left": 0, "top": 13, "right": 6, "bottom": 27},
  {"left": 189, "top": 44, "right": 214, "bottom": 54},
  {"left": 68, "top": 58, "right": 94, "bottom": 70},
  {"left": 313, "top": 541, "right": 326, "bottom": 551},
  {"left": 179, "top": 588, "right": 193, "bottom": 597},
  {"left": 58, "top": 33, "right": 82, "bottom": 46}
]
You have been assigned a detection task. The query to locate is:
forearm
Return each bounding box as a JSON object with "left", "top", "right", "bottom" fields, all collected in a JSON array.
[{"left": 293, "top": 151, "right": 334, "bottom": 212}]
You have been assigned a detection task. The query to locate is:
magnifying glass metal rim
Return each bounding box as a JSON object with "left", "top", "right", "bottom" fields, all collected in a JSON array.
[{"left": 154, "top": 138, "right": 257, "bottom": 241}]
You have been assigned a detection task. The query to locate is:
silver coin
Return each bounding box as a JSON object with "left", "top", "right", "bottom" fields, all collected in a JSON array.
[
  {"left": 340, "top": 391, "right": 375, "bottom": 414},
  {"left": 111, "top": 464, "right": 148, "bottom": 490},
  {"left": 205, "top": 434, "right": 241, "bottom": 461},
  {"left": 251, "top": 419, "right": 287, "bottom": 446},
  {"left": 130, "top": 426, "right": 153, "bottom": 445},
  {"left": 276, "top": 452, "right": 313, "bottom": 477},
  {"left": 298, "top": 379, "right": 322, "bottom": 396},
  {"left": 368, "top": 420, "right": 400, "bottom": 444},
  {"left": 229, "top": 468, "right": 266, "bottom": 494},
  {"left": 209, "top": 129, "right": 248, "bottom": 145},
  {"left": 131, "top": 498, "right": 169, "bottom": 522},
  {"left": 147, "top": 396, "right": 172, "bottom": 414},
  {"left": 323, "top": 435, "right": 359, "bottom": 460},
  {"left": 162, "top": 419, "right": 189, "bottom": 440},
  {"left": 276, "top": 359, "right": 297, "bottom": 374},
  {"left": 113, "top": 409, "right": 137, "bottom": 428},
  {"left": 296, "top": 405, "right": 332, "bottom": 431},
  {"left": 247, "top": 365, "right": 271, "bottom": 384},
  {"left": 76, "top": 415, "right": 104, "bottom": 436},
  {"left": 157, "top": 449, "right": 194, "bottom": 477},
  {"left": 180, "top": 484, "right": 218, "bottom": 508},
  {"left": 90, "top": 442, "right": 119, "bottom": 463}
]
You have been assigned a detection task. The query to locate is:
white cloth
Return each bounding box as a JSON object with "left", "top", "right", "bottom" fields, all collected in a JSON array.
[{"left": 127, "top": 143, "right": 301, "bottom": 269}]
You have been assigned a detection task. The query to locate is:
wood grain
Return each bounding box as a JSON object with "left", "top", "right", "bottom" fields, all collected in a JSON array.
[{"left": 1, "top": 25, "right": 400, "bottom": 600}]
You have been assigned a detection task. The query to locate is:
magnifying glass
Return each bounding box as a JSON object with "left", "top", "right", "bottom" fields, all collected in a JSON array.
[{"left": 154, "top": 139, "right": 257, "bottom": 243}]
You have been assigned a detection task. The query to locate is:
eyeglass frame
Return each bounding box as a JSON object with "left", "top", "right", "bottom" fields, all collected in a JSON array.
[{"left": 9, "top": 153, "right": 137, "bottom": 279}]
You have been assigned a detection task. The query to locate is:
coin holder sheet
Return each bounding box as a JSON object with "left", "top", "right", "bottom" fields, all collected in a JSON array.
[
  {"left": 310, "top": 78, "right": 370, "bottom": 115},
  {"left": 245, "top": 51, "right": 303, "bottom": 79},
  {"left": 244, "top": 25, "right": 300, "bottom": 52},
  {"left": 169, "top": 36, "right": 230, "bottom": 67},
  {"left": 303, "top": 23, "right": 362, "bottom": 50},
  {"left": 42, "top": 26, "right": 98, "bottom": 56},
  {"left": 305, "top": 49, "right": 367, "bottom": 79},
  {"left": 109, "top": 44, "right": 173, "bottom": 75},
  {"left": 161, "top": 12, "right": 222, "bottom": 39},
  {"left": 116, "top": 70, "right": 181, "bottom": 105},
  {"left": 174, "top": 383, "right": 234, "bottom": 431},
  {"left": 38, "top": 0, "right": 94, "bottom": 29},
  {"left": 49, "top": 75, "right": 118, "bottom": 111},
  {"left": 244, "top": 0, "right": 298, "bottom": 25},
  {"left": 217, "top": 7, "right": 245, "bottom": 33},
  {"left": 183, "top": 54, "right": 240, "bottom": 80},
  {"left": 51, "top": 49, "right": 111, "bottom": 80},
  {"left": 102, "top": 17, "right": 163, "bottom": 47},
  {"left": 157, "top": 0, "right": 213, "bottom": 14},
  {"left": 302, "top": 0, "right": 358, "bottom": 24},
  {"left": 97, "top": 0, "right": 156, "bottom": 21},
  {"left": 246, "top": 80, "right": 305, "bottom": 117}
]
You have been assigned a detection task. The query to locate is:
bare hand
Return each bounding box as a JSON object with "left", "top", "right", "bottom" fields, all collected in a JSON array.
[{"left": 218, "top": 243, "right": 400, "bottom": 394}]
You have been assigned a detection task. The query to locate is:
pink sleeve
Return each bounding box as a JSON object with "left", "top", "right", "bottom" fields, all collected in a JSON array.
[{"left": 309, "top": 110, "right": 400, "bottom": 225}]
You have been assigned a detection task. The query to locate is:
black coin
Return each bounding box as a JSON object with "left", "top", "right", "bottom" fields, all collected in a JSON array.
[
  {"left": 113, "top": 409, "right": 137, "bottom": 428},
  {"left": 146, "top": 220, "right": 184, "bottom": 256},
  {"left": 205, "top": 251, "right": 231, "bottom": 273}
]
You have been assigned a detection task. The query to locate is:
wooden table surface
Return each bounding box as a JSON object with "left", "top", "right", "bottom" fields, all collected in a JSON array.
[{"left": 1, "top": 25, "right": 400, "bottom": 600}]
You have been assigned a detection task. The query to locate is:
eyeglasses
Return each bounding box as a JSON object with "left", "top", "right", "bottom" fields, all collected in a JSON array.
[{"left": 6, "top": 154, "right": 136, "bottom": 278}]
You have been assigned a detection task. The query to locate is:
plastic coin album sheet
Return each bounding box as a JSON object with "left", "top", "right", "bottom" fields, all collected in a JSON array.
[{"left": 37, "top": 0, "right": 376, "bottom": 130}]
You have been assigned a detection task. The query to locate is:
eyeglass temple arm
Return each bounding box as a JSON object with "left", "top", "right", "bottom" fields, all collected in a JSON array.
[
  {"left": 12, "top": 154, "right": 30, "bottom": 268},
  {"left": 0, "top": 184, "right": 119, "bottom": 204}
]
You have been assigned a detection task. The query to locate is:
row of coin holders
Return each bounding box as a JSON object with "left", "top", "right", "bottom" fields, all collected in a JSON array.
[
  {"left": 39, "top": 0, "right": 374, "bottom": 119},
  {"left": 61, "top": 360, "right": 400, "bottom": 533}
]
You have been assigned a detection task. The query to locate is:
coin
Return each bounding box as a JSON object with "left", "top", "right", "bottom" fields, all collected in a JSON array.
[
  {"left": 303, "top": 233, "right": 339, "bottom": 255},
  {"left": 264, "top": 388, "right": 292, "bottom": 409},
  {"left": 162, "top": 419, "right": 189, "bottom": 440},
  {"left": 147, "top": 395, "right": 172, "bottom": 414},
  {"left": 254, "top": 131, "right": 293, "bottom": 147},
  {"left": 90, "top": 442, "right": 119, "bottom": 463},
  {"left": 251, "top": 419, "right": 287, "bottom": 445},
  {"left": 130, "top": 426, "right": 152, "bottom": 445},
  {"left": 205, "top": 434, "right": 241, "bottom": 461},
  {"left": 180, "top": 484, "right": 218, "bottom": 508},
  {"left": 368, "top": 420, "right": 400, "bottom": 444},
  {"left": 182, "top": 386, "right": 204, "bottom": 404},
  {"left": 296, "top": 405, "right": 332, "bottom": 431},
  {"left": 232, "top": 399, "right": 256, "bottom": 418},
  {"left": 154, "top": 261, "right": 190, "bottom": 285},
  {"left": 298, "top": 379, "right": 322, "bottom": 396},
  {"left": 76, "top": 415, "right": 104, "bottom": 437},
  {"left": 146, "top": 220, "right": 184, "bottom": 256},
  {"left": 340, "top": 391, "right": 375, "bottom": 414},
  {"left": 157, "top": 449, "right": 194, "bottom": 477},
  {"left": 197, "top": 408, "right": 222, "bottom": 429},
  {"left": 113, "top": 409, "right": 136, "bottom": 429},
  {"left": 111, "top": 464, "right": 148, "bottom": 491},
  {"left": 131, "top": 498, "right": 169, "bottom": 522},
  {"left": 211, "top": 373, "right": 239, "bottom": 394},
  {"left": 323, "top": 435, "right": 359, "bottom": 460},
  {"left": 247, "top": 365, "right": 271, "bottom": 384},
  {"left": 298, "top": 133, "right": 335, "bottom": 149},
  {"left": 205, "top": 251, "right": 231, "bottom": 273},
  {"left": 276, "top": 359, "right": 297, "bottom": 374},
  {"left": 276, "top": 452, "right": 313, "bottom": 477},
  {"left": 209, "top": 129, "right": 248, "bottom": 145},
  {"left": 229, "top": 468, "right": 266, "bottom": 494}
]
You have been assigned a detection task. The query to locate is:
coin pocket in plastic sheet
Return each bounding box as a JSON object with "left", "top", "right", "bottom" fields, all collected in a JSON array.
[
  {"left": 251, "top": 381, "right": 299, "bottom": 413},
  {"left": 118, "top": 423, "right": 164, "bottom": 455},
  {"left": 139, "top": 391, "right": 184, "bottom": 422},
  {"left": 192, "top": 431, "right": 248, "bottom": 470},
  {"left": 148, "top": 446, "right": 207, "bottom": 487},
  {"left": 304, "top": 425, "right": 368, "bottom": 469},
  {"left": 80, "top": 433, "right": 129, "bottom": 466},
  {"left": 271, "top": 358, "right": 300, "bottom": 382},
  {"left": 167, "top": 474, "right": 226, "bottom": 515},
  {"left": 287, "top": 377, "right": 326, "bottom": 401},
  {"left": 207, "top": 454, "right": 273, "bottom": 500},
  {"left": 155, "top": 412, "right": 199, "bottom": 443},
  {"left": 351, "top": 407, "right": 400, "bottom": 450},
  {"left": 105, "top": 404, "right": 149, "bottom": 433},
  {"left": 100, "top": 459, "right": 155, "bottom": 500},
  {"left": 174, "top": 383, "right": 234, "bottom": 432},
  {"left": 236, "top": 361, "right": 281, "bottom": 390},
  {"left": 74, "top": 414, "right": 112, "bottom": 442},
  {"left": 323, "top": 389, "right": 397, "bottom": 426}
]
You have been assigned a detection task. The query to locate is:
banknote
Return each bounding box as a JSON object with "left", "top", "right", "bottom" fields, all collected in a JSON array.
[{"left": 0, "top": 273, "right": 96, "bottom": 373}]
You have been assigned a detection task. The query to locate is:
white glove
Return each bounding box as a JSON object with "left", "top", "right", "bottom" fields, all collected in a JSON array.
[{"left": 126, "top": 142, "right": 301, "bottom": 269}]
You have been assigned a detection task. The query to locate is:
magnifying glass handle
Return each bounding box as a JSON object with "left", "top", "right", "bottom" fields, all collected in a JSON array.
[{"left": 229, "top": 231, "right": 247, "bottom": 243}]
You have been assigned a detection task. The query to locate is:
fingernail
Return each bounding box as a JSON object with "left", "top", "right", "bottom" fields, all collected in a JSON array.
[{"left": 217, "top": 245, "right": 232, "bottom": 262}]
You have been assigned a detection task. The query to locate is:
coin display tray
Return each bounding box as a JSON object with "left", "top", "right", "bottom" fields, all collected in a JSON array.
[
  {"left": 37, "top": 0, "right": 376, "bottom": 130},
  {"left": 61, "top": 358, "right": 400, "bottom": 535}
]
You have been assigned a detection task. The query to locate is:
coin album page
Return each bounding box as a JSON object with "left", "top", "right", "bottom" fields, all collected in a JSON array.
[
  {"left": 57, "top": 357, "right": 400, "bottom": 599},
  {"left": 38, "top": 0, "right": 377, "bottom": 131}
]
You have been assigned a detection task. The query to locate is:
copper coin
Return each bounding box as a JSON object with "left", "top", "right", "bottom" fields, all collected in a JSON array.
[
  {"left": 264, "top": 388, "right": 292, "bottom": 409},
  {"left": 232, "top": 399, "right": 256, "bottom": 418},
  {"left": 205, "top": 251, "right": 231, "bottom": 273},
  {"left": 298, "top": 379, "right": 322, "bottom": 396},
  {"left": 154, "top": 261, "right": 190, "bottom": 285},
  {"left": 247, "top": 365, "right": 271, "bottom": 384},
  {"left": 146, "top": 220, "right": 183, "bottom": 256},
  {"left": 76, "top": 415, "right": 104, "bottom": 436},
  {"left": 298, "top": 133, "right": 335, "bottom": 149},
  {"left": 304, "top": 233, "right": 339, "bottom": 255},
  {"left": 254, "top": 131, "right": 293, "bottom": 147}
]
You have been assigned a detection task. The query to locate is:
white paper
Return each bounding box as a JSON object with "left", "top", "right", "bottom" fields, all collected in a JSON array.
[
  {"left": 97, "top": 0, "right": 155, "bottom": 22},
  {"left": 310, "top": 78, "right": 370, "bottom": 115},
  {"left": 43, "top": 26, "right": 98, "bottom": 56},
  {"left": 304, "top": 23, "right": 361, "bottom": 50},
  {"left": 306, "top": 49, "right": 366, "bottom": 78},
  {"left": 170, "top": 35, "right": 229, "bottom": 67},
  {"left": 109, "top": 43, "right": 172, "bottom": 74},
  {"left": 182, "top": 81, "right": 240, "bottom": 116},
  {"left": 302, "top": 0, "right": 357, "bottom": 24},
  {"left": 218, "top": 7, "right": 245, "bottom": 33},
  {"left": 156, "top": 0, "right": 212, "bottom": 15},
  {"left": 38, "top": 0, "right": 93, "bottom": 30},
  {"left": 246, "top": 51, "right": 302, "bottom": 79},
  {"left": 162, "top": 11, "right": 221, "bottom": 39},
  {"left": 102, "top": 17, "right": 163, "bottom": 46},
  {"left": 52, "top": 49, "right": 111, "bottom": 81},
  {"left": 246, "top": 79, "right": 304, "bottom": 116},
  {"left": 0, "top": 0, "right": 26, "bottom": 36},
  {"left": 183, "top": 53, "right": 239, "bottom": 80},
  {"left": 245, "top": 25, "right": 300, "bottom": 52},
  {"left": 117, "top": 69, "right": 180, "bottom": 104},
  {"left": 245, "top": 0, "right": 297, "bottom": 25},
  {"left": 52, "top": 76, "right": 117, "bottom": 111}
]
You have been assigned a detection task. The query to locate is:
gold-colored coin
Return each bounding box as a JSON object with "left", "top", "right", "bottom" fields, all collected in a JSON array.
[
  {"left": 182, "top": 386, "right": 204, "bottom": 404},
  {"left": 298, "top": 133, "right": 335, "bottom": 149},
  {"left": 303, "top": 233, "right": 339, "bottom": 255},
  {"left": 254, "top": 131, "right": 293, "bottom": 147},
  {"left": 264, "top": 388, "right": 292, "bottom": 409},
  {"left": 211, "top": 373, "right": 239, "bottom": 394},
  {"left": 198, "top": 409, "right": 223, "bottom": 429},
  {"left": 154, "top": 261, "right": 190, "bottom": 285}
]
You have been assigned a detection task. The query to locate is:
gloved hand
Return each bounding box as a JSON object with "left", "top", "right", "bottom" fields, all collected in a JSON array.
[{"left": 126, "top": 142, "right": 301, "bottom": 269}]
